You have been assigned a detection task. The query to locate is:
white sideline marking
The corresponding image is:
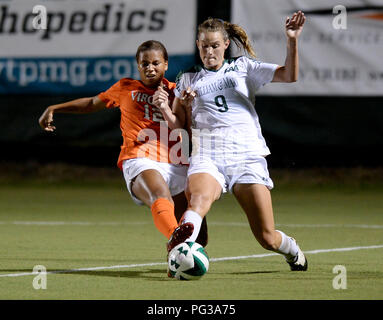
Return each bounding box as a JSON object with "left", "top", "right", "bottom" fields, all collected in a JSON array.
[
  {"left": 210, "top": 244, "right": 383, "bottom": 262},
  {"left": 0, "top": 221, "right": 149, "bottom": 226},
  {"left": 0, "top": 244, "right": 382, "bottom": 278},
  {"left": 277, "top": 223, "right": 383, "bottom": 229},
  {"left": 213, "top": 222, "right": 383, "bottom": 229},
  {"left": 0, "top": 221, "right": 382, "bottom": 229}
]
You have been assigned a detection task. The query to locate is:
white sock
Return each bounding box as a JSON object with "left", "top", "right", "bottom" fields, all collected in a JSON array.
[
  {"left": 276, "top": 230, "right": 299, "bottom": 262},
  {"left": 181, "top": 210, "right": 203, "bottom": 242}
]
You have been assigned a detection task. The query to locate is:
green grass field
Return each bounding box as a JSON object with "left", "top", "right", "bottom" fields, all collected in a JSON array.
[{"left": 1, "top": 165, "right": 382, "bottom": 300}]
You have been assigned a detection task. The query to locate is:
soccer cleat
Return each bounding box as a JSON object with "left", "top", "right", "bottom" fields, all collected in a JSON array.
[
  {"left": 167, "top": 222, "right": 194, "bottom": 253},
  {"left": 287, "top": 240, "right": 308, "bottom": 271}
]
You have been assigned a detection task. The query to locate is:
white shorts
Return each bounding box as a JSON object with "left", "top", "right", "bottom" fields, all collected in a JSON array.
[
  {"left": 122, "top": 158, "right": 188, "bottom": 205},
  {"left": 187, "top": 154, "right": 274, "bottom": 193}
]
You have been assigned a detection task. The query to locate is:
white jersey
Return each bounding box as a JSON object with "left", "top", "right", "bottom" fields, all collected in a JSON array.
[{"left": 174, "top": 56, "right": 278, "bottom": 157}]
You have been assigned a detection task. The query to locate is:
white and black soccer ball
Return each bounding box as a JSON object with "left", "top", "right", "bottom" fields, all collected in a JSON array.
[{"left": 168, "top": 241, "right": 209, "bottom": 280}]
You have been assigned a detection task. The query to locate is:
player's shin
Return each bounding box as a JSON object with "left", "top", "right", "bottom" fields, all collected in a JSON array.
[{"left": 151, "top": 198, "right": 178, "bottom": 239}]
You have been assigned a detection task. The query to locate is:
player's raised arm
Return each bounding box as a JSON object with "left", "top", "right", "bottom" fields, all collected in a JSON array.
[
  {"left": 272, "top": 10, "right": 306, "bottom": 83},
  {"left": 38, "top": 96, "right": 106, "bottom": 132}
]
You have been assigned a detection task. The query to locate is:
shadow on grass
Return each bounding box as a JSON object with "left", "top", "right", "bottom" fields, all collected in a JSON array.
[
  {"left": 4, "top": 257, "right": 135, "bottom": 263},
  {"left": 226, "top": 270, "right": 281, "bottom": 275},
  {"left": 0, "top": 268, "right": 168, "bottom": 280},
  {"left": 1, "top": 268, "right": 283, "bottom": 280},
  {"left": 63, "top": 269, "right": 167, "bottom": 280}
]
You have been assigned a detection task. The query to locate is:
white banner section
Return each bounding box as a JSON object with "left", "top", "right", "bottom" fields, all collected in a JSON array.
[
  {"left": 231, "top": 0, "right": 383, "bottom": 96},
  {"left": 0, "top": 0, "right": 196, "bottom": 94}
]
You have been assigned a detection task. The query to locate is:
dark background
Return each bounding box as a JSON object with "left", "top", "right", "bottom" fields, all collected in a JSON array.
[{"left": 1, "top": 0, "right": 382, "bottom": 169}]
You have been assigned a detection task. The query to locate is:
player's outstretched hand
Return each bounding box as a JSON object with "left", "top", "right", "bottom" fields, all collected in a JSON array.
[
  {"left": 180, "top": 87, "right": 196, "bottom": 107},
  {"left": 39, "top": 107, "right": 56, "bottom": 132},
  {"left": 285, "top": 11, "right": 305, "bottom": 39},
  {"left": 153, "top": 85, "right": 170, "bottom": 111}
]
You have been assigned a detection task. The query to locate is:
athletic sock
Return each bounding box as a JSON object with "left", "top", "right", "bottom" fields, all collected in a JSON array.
[
  {"left": 180, "top": 209, "right": 203, "bottom": 242},
  {"left": 275, "top": 230, "right": 299, "bottom": 262},
  {"left": 151, "top": 198, "right": 178, "bottom": 239}
]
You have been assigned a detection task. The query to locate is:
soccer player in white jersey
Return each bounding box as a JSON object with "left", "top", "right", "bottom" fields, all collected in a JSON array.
[{"left": 154, "top": 11, "right": 307, "bottom": 271}]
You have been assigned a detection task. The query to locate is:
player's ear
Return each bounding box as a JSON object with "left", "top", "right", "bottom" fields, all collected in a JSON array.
[
  {"left": 196, "top": 39, "right": 199, "bottom": 49},
  {"left": 164, "top": 60, "right": 168, "bottom": 71},
  {"left": 224, "top": 39, "right": 230, "bottom": 50}
]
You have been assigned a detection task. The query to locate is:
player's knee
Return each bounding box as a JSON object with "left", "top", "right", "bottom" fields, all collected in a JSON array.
[{"left": 188, "top": 193, "right": 213, "bottom": 215}]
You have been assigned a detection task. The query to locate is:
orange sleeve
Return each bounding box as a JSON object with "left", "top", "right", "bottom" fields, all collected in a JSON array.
[{"left": 98, "top": 80, "right": 121, "bottom": 108}]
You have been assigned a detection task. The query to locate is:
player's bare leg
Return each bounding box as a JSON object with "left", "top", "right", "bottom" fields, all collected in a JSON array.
[
  {"left": 131, "top": 169, "right": 194, "bottom": 276},
  {"left": 166, "top": 173, "right": 219, "bottom": 277},
  {"left": 185, "top": 173, "right": 222, "bottom": 217},
  {"left": 233, "top": 183, "right": 307, "bottom": 271},
  {"left": 179, "top": 173, "right": 221, "bottom": 243},
  {"left": 132, "top": 169, "right": 192, "bottom": 246},
  {"left": 131, "top": 169, "right": 173, "bottom": 206},
  {"left": 233, "top": 183, "right": 279, "bottom": 249}
]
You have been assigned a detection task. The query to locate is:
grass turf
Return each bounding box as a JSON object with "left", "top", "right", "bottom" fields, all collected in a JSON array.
[{"left": 0, "top": 166, "right": 382, "bottom": 300}]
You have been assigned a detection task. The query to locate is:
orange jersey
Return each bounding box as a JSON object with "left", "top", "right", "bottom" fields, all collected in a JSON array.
[{"left": 98, "top": 78, "right": 186, "bottom": 170}]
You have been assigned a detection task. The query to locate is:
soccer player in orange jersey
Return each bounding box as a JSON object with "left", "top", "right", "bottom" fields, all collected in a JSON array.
[{"left": 38, "top": 40, "right": 207, "bottom": 255}]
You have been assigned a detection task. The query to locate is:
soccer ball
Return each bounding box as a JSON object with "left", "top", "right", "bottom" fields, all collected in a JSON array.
[{"left": 168, "top": 241, "right": 209, "bottom": 280}]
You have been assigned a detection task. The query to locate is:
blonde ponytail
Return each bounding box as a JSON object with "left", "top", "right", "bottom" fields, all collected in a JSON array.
[
  {"left": 223, "top": 21, "right": 256, "bottom": 58},
  {"left": 198, "top": 18, "right": 256, "bottom": 58}
]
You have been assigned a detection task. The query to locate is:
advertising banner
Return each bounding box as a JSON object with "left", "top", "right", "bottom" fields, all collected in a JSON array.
[
  {"left": 231, "top": 0, "right": 383, "bottom": 95},
  {"left": 0, "top": 0, "right": 196, "bottom": 94}
]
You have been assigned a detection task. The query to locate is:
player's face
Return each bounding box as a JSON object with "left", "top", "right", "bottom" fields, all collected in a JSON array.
[
  {"left": 137, "top": 49, "right": 168, "bottom": 88},
  {"left": 197, "top": 31, "right": 230, "bottom": 70}
]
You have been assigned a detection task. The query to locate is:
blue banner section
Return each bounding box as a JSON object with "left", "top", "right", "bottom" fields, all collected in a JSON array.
[{"left": 0, "top": 54, "right": 195, "bottom": 95}]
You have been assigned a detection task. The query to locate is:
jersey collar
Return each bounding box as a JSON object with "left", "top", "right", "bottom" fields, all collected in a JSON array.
[
  {"left": 161, "top": 77, "right": 171, "bottom": 89},
  {"left": 203, "top": 59, "right": 228, "bottom": 73}
]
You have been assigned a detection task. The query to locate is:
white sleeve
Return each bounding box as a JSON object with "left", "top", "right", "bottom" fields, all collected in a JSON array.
[
  {"left": 246, "top": 58, "right": 279, "bottom": 90},
  {"left": 174, "top": 71, "right": 191, "bottom": 98}
]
